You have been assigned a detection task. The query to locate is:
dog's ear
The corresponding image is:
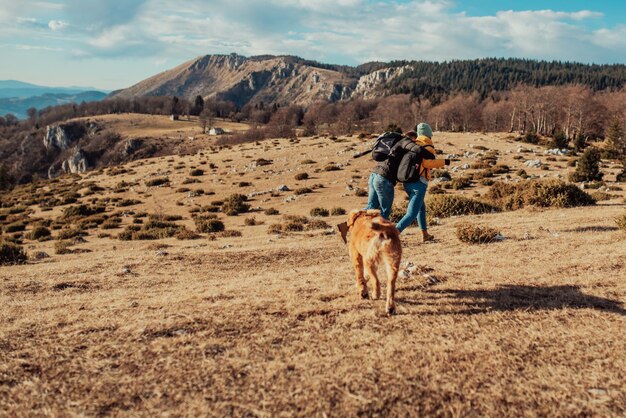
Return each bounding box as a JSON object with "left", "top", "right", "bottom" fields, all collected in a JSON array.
[{"left": 347, "top": 210, "right": 364, "bottom": 228}]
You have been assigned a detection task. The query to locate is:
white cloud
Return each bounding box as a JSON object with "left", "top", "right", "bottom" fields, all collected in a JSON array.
[
  {"left": 48, "top": 20, "right": 68, "bottom": 31},
  {"left": 1, "top": 0, "right": 624, "bottom": 65}
]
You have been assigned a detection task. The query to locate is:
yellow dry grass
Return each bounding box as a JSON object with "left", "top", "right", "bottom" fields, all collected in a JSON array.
[{"left": 1, "top": 129, "right": 625, "bottom": 416}]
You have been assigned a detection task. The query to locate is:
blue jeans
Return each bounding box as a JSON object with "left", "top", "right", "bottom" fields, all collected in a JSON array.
[
  {"left": 363, "top": 173, "right": 394, "bottom": 219},
  {"left": 396, "top": 181, "right": 428, "bottom": 232}
]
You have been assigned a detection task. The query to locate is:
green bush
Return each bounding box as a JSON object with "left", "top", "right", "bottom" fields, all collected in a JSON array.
[
  {"left": 0, "top": 241, "right": 27, "bottom": 265},
  {"left": 569, "top": 148, "right": 603, "bottom": 182}
]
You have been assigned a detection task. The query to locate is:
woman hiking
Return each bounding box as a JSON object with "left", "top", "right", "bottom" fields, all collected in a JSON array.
[{"left": 395, "top": 122, "right": 449, "bottom": 241}]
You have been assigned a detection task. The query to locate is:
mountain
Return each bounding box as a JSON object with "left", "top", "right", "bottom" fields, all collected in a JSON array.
[
  {"left": 111, "top": 54, "right": 626, "bottom": 107},
  {"left": 111, "top": 54, "right": 358, "bottom": 107},
  {"left": 0, "top": 80, "right": 104, "bottom": 99},
  {"left": 0, "top": 91, "right": 108, "bottom": 119}
]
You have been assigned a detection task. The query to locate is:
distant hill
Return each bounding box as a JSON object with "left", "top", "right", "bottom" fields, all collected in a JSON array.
[
  {"left": 0, "top": 91, "right": 108, "bottom": 119},
  {"left": 0, "top": 80, "right": 104, "bottom": 99},
  {"left": 111, "top": 54, "right": 626, "bottom": 107}
]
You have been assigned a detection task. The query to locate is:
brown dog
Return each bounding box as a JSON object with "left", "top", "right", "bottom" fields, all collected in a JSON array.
[{"left": 346, "top": 209, "right": 402, "bottom": 315}]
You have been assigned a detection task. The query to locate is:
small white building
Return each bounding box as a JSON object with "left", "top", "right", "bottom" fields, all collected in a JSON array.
[
  {"left": 209, "top": 127, "right": 225, "bottom": 135},
  {"left": 170, "top": 114, "right": 179, "bottom": 121}
]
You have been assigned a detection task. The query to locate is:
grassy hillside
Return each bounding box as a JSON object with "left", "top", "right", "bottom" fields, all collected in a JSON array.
[{"left": 1, "top": 127, "right": 625, "bottom": 416}]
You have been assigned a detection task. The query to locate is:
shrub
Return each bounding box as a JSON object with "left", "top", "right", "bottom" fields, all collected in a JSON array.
[
  {"left": 426, "top": 195, "right": 498, "bottom": 219},
  {"left": 267, "top": 223, "right": 284, "bottom": 234},
  {"left": 4, "top": 222, "right": 26, "bottom": 233},
  {"left": 54, "top": 240, "right": 74, "bottom": 255},
  {"left": 590, "top": 191, "right": 615, "bottom": 201},
  {"left": 220, "top": 230, "right": 242, "bottom": 237},
  {"left": 616, "top": 162, "right": 626, "bottom": 182},
  {"left": 182, "top": 178, "right": 201, "bottom": 184},
  {"left": 310, "top": 207, "right": 329, "bottom": 217},
  {"left": 307, "top": 219, "right": 330, "bottom": 230},
  {"left": 117, "top": 199, "right": 141, "bottom": 207},
  {"left": 57, "top": 228, "right": 86, "bottom": 240},
  {"left": 519, "top": 132, "right": 539, "bottom": 144},
  {"left": 264, "top": 208, "right": 279, "bottom": 215},
  {"left": 222, "top": 194, "right": 250, "bottom": 215},
  {"left": 28, "top": 226, "right": 51, "bottom": 240},
  {"left": 190, "top": 169, "right": 204, "bottom": 176},
  {"left": 355, "top": 188, "right": 368, "bottom": 197},
  {"left": 283, "top": 221, "right": 305, "bottom": 232},
  {"left": 323, "top": 164, "right": 341, "bottom": 171},
  {"left": 294, "top": 187, "right": 312, "bottom": 195},
  {"left": 301, "top": 159, "right": 316, "bottom": 164},
  {"left": 175, "top": 227, "right": 200, "bottom": 240},
  {"left": 0, "top": 241, "right": 27, "bottom": 265},
  {"left": 295, "top": 173, "right": 309, "bottom": 181},
  {"left": 569, "top": 148, "right": 603, "bottom": 182},
  {"left": 244, "top": 217, "right": 259, "bottom": 226},
  {"left": 485, "top": 180, "right": 595, "bottom": 210},
  {"left": 62, "top": 204, "right": 104, "bottom": 220},
  {"left": 195, "top": 218, "right": 225, "bottom": 233},
  {"left": 548, "top": 130, "right": 569, "bottom": 149},
  {"left": 330, "top": 207, "right": 346, "bottom": 216},
  {"left": 616, "top": 213, "right": 626, "bottom": 232},
  {"left": 145, "top": 177, "right": 170, "bottom": 187},
  {"left": 456, "top": 223, "right": 500, "bottom": 244}
]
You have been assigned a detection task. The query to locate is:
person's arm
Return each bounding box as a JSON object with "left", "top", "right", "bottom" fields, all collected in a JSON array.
[{"left": 419, "top": 146, "right": 450, "bottom": 167}]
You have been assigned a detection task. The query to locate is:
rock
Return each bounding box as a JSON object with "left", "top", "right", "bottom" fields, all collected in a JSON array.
[
  {"left": 276, "top": 185, "right": 290, "bottom": 192},
  {"left": 43, "top": 125, "right": 72, "bottom": 151},
  {"left": 545, "top": 148, "right": 571, "bottom": 156},
  {"left": 525, "top": 159, "right": 542, "bottom": 168},
  {"left": 61, "top": 147, "right": 89, "bottom": 175},
  {"left": 123, "top": 138, "right": 142, "bottom": 157},
  {"left": 32, "top": 251, "right": 50, "bottom": 260}
]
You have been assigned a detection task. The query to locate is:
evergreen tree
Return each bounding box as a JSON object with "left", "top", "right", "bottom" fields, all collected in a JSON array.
[
  {"left": 605, "top": 118, "right": 625, "bottom": 158},
  {"left": 569, "top": 147, "right": 603, "bottom": 182}
]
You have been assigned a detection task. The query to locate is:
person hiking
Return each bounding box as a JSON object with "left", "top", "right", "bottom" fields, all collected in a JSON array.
[
  {"left": 336, "top": 130, "right": 417, "bottom": 243},
  {"left": 337, "top": 128, "right": 449, "bottom": 243},
  {"left": 395, "top": 123, "right": 449, "bottom": 242}
]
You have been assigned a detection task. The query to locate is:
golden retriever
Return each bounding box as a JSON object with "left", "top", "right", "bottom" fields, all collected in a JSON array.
[{"left": 346, "top": 209, "right": 402, "bottom": 315}]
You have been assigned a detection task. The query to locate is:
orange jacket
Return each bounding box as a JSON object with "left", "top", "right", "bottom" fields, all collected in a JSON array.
[{"left": 415, "top": 135, "right": 445, "bottom": 181}]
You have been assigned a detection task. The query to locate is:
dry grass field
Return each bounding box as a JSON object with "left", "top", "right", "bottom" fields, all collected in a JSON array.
[{"left": 1, "top": 125, "right": 625, "bottom": 416}]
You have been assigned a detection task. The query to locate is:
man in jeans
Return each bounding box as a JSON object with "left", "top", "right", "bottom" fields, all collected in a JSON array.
[{"left": 337, "top": 131, "right": 419, "bottom": 243}]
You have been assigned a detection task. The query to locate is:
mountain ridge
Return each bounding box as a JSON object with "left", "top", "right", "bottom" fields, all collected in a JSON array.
[{"left": 111, "top": 54, "right": 626, "bottom": 108}]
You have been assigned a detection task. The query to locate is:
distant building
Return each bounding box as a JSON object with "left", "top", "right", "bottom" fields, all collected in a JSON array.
[
  {"left": 170, "top": 114, "right": 180, "bottom": 121},
  {"left": 209, "top": 127, "right": 225, "bottom": 135}
]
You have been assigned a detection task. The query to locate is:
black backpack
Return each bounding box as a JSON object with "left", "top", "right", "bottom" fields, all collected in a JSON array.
[
  {"left": 396, "top": 143, "right": 435, "bottom": 182},
  {"left": 371, "top": 132, "right": 404, "bottom": 161}
]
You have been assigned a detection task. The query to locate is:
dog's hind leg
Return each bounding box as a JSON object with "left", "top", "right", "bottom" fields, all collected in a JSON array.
[
  {"left": 350, "top": 251, "right": 368, "bottom": 299},
  {"left": 383, "top": 253, "right": 401, "bottom": 315},
  {"left": 364, "top": 257, "right": 380, "bottom": 300}
]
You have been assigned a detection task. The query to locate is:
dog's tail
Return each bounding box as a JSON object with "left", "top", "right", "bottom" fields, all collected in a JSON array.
[{"left": 371, "top": 221, "right": 393, "bottom": 241}]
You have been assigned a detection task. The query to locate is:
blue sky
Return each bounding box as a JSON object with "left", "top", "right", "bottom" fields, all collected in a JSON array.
[{"left": 0, "top": 0, "right": 624, "bottom": 90}]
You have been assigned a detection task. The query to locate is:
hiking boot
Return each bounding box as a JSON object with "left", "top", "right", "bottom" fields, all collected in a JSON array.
[
  {"left": 336, "top": 222, "right": 349, "bottom": 244},
  {"left": 421, "top": 230, "right": 434, "bottom": 243}
]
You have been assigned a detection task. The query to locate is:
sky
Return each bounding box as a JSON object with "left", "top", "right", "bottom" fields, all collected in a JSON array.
[{"left": 0, "top": 0, "right": 624, "bottom": 91}]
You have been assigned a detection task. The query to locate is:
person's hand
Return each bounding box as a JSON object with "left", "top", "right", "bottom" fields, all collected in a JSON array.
[{"left": 444, "top": 159, "right": 451, "bottom": 166}]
